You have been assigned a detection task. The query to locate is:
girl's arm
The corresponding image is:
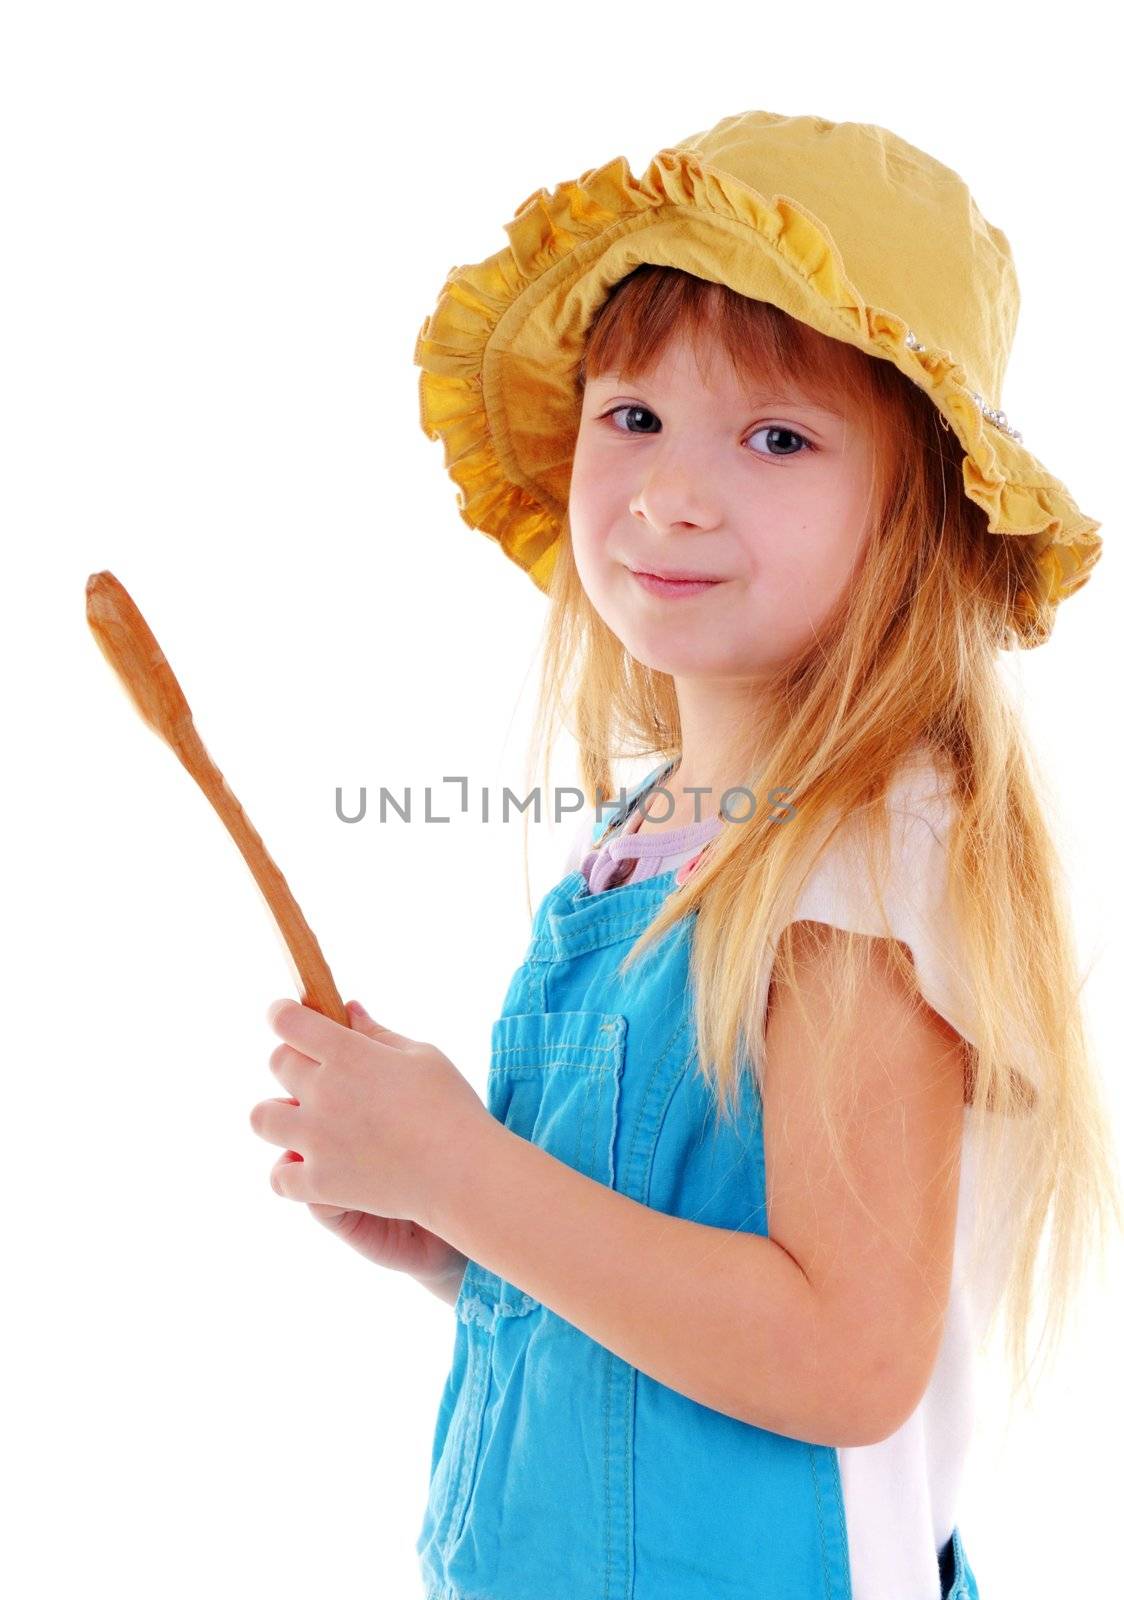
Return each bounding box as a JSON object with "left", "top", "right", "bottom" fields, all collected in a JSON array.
[{"left": 422, "top": 921, "right": 966, "bottom": 1448}]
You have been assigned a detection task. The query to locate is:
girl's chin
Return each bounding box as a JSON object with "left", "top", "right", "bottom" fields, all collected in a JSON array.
[{"left": 617, "top": 636, "right": 745, "bottom": 677}]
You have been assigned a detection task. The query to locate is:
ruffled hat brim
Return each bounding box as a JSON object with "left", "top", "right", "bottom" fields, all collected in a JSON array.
[{"left": 415, "top": 144, "right": 1102, "bottom": 633}]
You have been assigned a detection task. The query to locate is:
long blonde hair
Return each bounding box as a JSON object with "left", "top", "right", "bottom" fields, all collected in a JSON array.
[{"left": 521, "top": 264, "right": 1121, "bottom": 1411}]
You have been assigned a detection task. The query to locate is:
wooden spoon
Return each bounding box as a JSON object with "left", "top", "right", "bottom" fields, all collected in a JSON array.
[{"left": 85, "top": 570, "right": 349, "bottom": 1027}]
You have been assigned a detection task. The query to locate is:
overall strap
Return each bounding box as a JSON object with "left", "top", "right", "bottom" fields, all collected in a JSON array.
[{"left": 589, "top": 757, "right": 678, "bottom": 847}]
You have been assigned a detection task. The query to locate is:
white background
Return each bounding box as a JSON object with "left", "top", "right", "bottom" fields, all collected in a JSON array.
[{"left": 3, "top": 2, "right": 1120, "bottom": 1594}]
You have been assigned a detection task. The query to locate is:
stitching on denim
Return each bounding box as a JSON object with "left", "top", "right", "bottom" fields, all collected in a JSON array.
[
  {"left": 815, "top": 1442, "right": 853, "bottom": 1599},
  {"left": 577, "top": 1058, "right": 594, "bottom": 1185},
  {"left": 493, "top": 1043, "right": 620, "bottom": 1059},
  {"left": 808, "top": 1444, "right": 832, "bottom": 1600},
  {"left": 606, "top": 1021, "right": 623, "bottom": 1194},
  {"left": 601, "top": 1336, "right": 612, "bottom": 1600},
  {"left": 621, "top": 1012, "right": 692, "bottom": 1204},
  {"left": 442, "top": 1328, "right": 487, "bottom": 1561},
  {"left": 528, "top": 902, "right": 678, "bottom": 960},
  {"left": 830, "top": 1444, "right": 852, "bottom": 1599},
  {"left": 533, "top": 958, "right": 547, "bottom": 1013},
  {"left": 599, "top": 1331, "right": 635, "bottom": 1600}
]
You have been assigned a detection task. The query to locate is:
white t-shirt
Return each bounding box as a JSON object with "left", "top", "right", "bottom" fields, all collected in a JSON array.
[{"left": 561, "top": 753, "right": 1008, "bottom": 1600}]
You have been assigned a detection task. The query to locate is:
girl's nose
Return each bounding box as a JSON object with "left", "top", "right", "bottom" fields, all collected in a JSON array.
[{"left": 629, "top": 470, "right": 721, "bottom": 535}]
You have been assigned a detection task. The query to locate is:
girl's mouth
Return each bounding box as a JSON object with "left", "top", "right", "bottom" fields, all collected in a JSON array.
[{"left": 629, "top": 570, "right": 727, "bottom": 598}]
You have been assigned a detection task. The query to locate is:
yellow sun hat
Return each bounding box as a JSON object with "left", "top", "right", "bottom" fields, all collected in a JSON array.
[{"left": 414, "top": 108, "right": 1102, "bottom": 641}]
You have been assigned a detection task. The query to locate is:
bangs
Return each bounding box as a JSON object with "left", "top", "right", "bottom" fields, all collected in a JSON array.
[{"left": 577, "top": 264, "right": 877, "bottom": 420}]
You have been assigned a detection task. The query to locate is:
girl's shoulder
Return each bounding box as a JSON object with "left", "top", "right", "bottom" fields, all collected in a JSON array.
[
  {"left": 795, "top": 746, "right": 958, "bottom": 930},
  {"left": 882, "top": 743, "right": 957, "bottom": 838},
  {"left": 787, "top": 748, "right": 977, "bottom": 1056}
]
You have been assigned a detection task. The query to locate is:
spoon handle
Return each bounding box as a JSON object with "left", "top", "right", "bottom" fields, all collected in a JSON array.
[{"left": 86, "top": 570, "right": 349, "bottom": 1027}]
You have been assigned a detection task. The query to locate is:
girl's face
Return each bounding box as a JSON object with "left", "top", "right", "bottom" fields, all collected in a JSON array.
[{"left": 568, "top": 326, "right": 877, "bottom": 681}]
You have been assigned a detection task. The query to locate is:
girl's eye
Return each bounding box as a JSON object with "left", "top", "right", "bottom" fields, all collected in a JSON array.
[
  {"left": 745, "top": 424, "right": 814, "bottom": 458},
  {"left": 600, "top": 405, "right": 814, "bottom": 458},
  {"left": 603, "top": 404, "right": 661, "bottom": 436}
]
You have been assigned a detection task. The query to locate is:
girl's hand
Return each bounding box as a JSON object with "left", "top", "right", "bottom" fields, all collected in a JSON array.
[
  {"left": 310, "top": 1198, "right": 468, "bottom": 1292},
  {"left": 249, "top": 996, "right": 489, "bottom": 1231},
  {"left": 271, "top": 1008, "right": 469, "bottom": 1291}
]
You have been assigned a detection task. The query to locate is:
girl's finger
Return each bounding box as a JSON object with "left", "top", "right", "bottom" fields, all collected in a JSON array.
[
  {"left": 269, "top": 1042, "right": 317, "bottom": 1079},
  {"left": 249, "top": 1096, "right": 301, "bottom": 1144},
  {"left": 346, "top": 998, "right": 414, "bottom": 1050},
  {"left": 270, "top": 1149, "right": 304, "bottom": 1197}
]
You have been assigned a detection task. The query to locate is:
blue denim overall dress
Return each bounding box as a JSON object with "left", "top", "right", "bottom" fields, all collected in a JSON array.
[{"left": 416, "top": 765, "right": 982, "bottom": 1600}]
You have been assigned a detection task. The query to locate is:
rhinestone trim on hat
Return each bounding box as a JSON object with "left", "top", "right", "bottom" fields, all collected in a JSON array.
[{"left": 903, "top": 328, "right": 1023, "bottom": 442}]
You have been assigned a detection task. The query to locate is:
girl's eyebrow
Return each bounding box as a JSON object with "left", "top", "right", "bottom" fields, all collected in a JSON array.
[
  {"left": 745, "top": 391, "right": 844, "bottom": 420},
  {"left": 587, "top": 372, "right": 843, "bottom": 420}
]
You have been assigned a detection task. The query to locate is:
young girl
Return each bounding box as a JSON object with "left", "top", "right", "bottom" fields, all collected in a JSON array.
[{"left": 254, "top": 110, "right": 1119, "bottom": 1599}]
